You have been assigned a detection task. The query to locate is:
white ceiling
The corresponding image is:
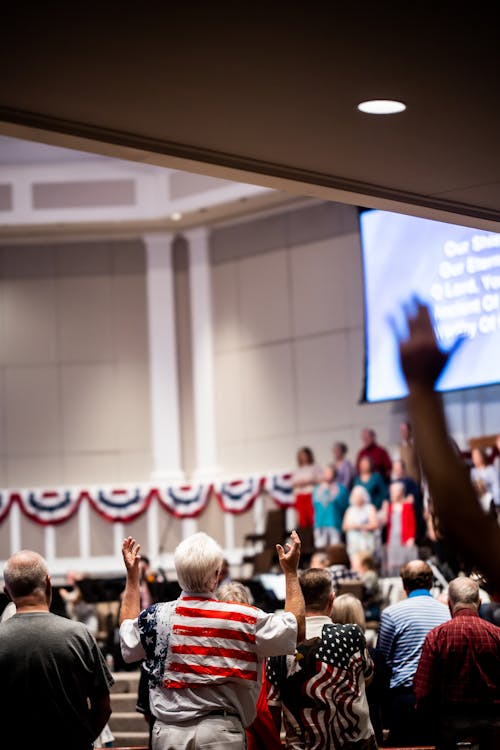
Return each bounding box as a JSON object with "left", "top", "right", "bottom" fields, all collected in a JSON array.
[
  {"left": 1, "top": 5, "right": 500, "bottom": 229},
  {"left": 0, "top": 135, "right": 109, "bottom": 166}
]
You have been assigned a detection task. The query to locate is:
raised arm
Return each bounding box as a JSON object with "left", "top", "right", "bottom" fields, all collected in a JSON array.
[
  {"left": 276, "top": 529, "right": 306, "bottom": 643},
  {"left": 397, "top": 302, "right": 500, "bottom": 592},
  {"left": 119, "top": 536, "right": 142, "bottom": 624}
]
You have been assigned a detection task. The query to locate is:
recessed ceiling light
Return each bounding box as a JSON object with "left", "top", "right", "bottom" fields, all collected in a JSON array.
[
  {"left": 170, "top": 212, "right": 183, "bottom": 221},
  {"left": 357, "top": 99, "right": 406, "bottom": 115}
]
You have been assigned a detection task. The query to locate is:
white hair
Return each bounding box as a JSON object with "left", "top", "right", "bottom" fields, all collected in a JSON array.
[
  {"left": 216, "top": 581, "right": 253, "bottom": 605},
  {"left": 174, "top": 532, "right": 224, "bottom": 593},
  {"left": 448, "top": 577, "right": 480, "bottom": 609},
  {"left": 349, "top": 485, "right": 371, "bottom": 505}
]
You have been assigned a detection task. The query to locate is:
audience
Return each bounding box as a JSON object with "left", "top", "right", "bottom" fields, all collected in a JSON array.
[
  {"left": 382, "top": 480, "right": 418, "bottom": 577},
  {"left": 414, "top": 576, "right": 500, "bottom": 749},
  {"left": 324, "top": 542, "right": 361, "bottom": 593},
  {"left": 356, "top": 428, "right": 392, "bottom": 483},
  {"left": 119, "top": 530, "right": 304, "bottom": 747},
  {"left": 390, "top": 456, "right": 427, "bottom": 544},
  {"left": 376, "top": 559, "right": 450, "bottom": 747},
  {"left": 291, "top": 446, "right": 324, "bottom": 528},
  {"left": 470, "top": 446, "right": 500, "bottom": 508},
  {"left": 0, "top": 549, "right": 113, "bottom": 750},
  {"left": 342, "top": 484, "right": 379, "bottom": 559},
  {"left": 312, "top": 467, "right": 349, "bottom": 548},
  {"left": 351, "top": 550, "right": 385, "bottom": 621},
  {"left": 216, "top": 581, "right": 282, "bottom": 750},
  {"left": 396, "top": 300, "right": 500, "bottom": 595},
  {"left": 332, "top": 593, "right": 391, "bottom": 748},
  {"left": 5, "top": 297, "right": 500, "bottom": 750},
  {"left": 330, "top": 440, "right": 355, "bottom": 490},
  {"left": 353, "top": 454, "right": 389, "bottom": 511},
  {"left": 59, "top": 570, "right": 99, "bottom": 634},
  {"left": 267, "top": 568, "right": 377, "bottom": 750}
]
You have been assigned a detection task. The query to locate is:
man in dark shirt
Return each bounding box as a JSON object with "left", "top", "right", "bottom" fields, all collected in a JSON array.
[
  {"left": 356, "top": 428, "right": 392, "bottom": 482},
  {"left": 414, "top": 576, "right": 500, "bottom": 749}
]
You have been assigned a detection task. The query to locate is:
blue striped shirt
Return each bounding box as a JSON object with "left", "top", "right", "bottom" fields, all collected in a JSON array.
[{"left": 377, "top": 590, "right": 450, "bottom": 689}]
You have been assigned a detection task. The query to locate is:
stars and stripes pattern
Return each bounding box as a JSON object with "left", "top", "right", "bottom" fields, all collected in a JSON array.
[
  {"left": 267, "top": 623, "right": 374, "bottom": 749},
  {"left": 163, "top": 595, "right": 260, "bottom": 688}
]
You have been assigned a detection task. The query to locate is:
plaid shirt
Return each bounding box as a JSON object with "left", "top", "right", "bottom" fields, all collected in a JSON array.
[
  {"left": 414, "top": 607, "right": 500, "bottom": 710},
  {"left": 328, "top": 564, "right": 360, "bottom": 593}
]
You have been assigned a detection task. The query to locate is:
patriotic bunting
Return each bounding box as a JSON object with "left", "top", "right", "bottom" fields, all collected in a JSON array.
[
  {"left": 0, "top": 491, "right": 13, "bottom": 524},
  {"left": 264, "top": 472, "right": 295, "bottom": 507},
  {"left": 16, "top": 488, "right": 82, "bottom": 525},
  {"left": 214, "top": 476, "right": 265, "bottom": 514},
  {"left": 0, "top": 470, "right": 296, "bottom": 526},
  {"left": 155, "top": 483, "right": 213, "bottom": 518},
  {"left": 91, "top": 486, "right": 152, "bottom": 523}
]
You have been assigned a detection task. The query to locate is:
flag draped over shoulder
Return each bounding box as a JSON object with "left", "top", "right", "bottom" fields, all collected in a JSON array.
[{"left": 163, "top": 596, "right": 260, "bottom": 688}]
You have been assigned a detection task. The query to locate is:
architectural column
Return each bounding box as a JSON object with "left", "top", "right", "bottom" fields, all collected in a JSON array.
[
  {"left": 144, "top": 233, "right": 184, "bottom": 482},
  {"left": 185, "top": 227, "right": 219, "bottom": 480}
]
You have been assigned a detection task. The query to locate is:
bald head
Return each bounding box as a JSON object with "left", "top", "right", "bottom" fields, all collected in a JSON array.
[
  {"left": 400, "top": 560, "right": 434, "bottom": 593},
  {"left": 3, "top": 550, "right": 50, "bottom": 609},
  {"left": 448, "top": 577, "right": 480, "bottom": 613}
]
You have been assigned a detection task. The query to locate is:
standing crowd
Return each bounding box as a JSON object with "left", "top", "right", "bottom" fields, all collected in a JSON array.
[{"left": 1, "top": 301, "right": 500, "bottom": 750}]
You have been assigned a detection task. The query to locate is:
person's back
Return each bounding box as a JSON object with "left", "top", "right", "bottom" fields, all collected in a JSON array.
[
  {"left": 414, "top": 576, "right": 500, "bottom": 748},
  {"left": 267, "top": 569, "right": 376, "bottom": 749},
  {"left": 377, "top": 559, "right": 449, "bottom": 746},
  {"left": 0, "top": 549, "right": 113, "bottom": 750},
  {"left": 119, "top": 531, "right": 305, "bottom": 748}
]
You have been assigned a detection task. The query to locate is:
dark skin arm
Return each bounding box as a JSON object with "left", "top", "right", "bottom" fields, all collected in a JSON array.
[{"left": 397, "top": 302, "right": 500, "bottom": 593}]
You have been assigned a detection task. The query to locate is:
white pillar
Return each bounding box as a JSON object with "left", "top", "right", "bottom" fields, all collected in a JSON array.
[
  {"left": 185, "top": 227, "right": 218, "bottom": 480},
  {"left": 144, "top": 233, "right": 184, "bottom": 482}
]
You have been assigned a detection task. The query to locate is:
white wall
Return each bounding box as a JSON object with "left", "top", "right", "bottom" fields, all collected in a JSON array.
[
  {"left": 210, "top": 201, "right": 500, "bottom": 477},
  {"left": 1, "top": 199, "right": 499, "bottom": 572}
]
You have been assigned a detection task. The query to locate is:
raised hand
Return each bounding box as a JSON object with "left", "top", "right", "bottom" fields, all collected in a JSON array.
[
  {"left": 397, "top": 301, "right": 464, "bottom": 388},
  {"left": 276, "top": 529, "right": 302, "bottom": 575},
  {"left": 122, "top": 536, "right": 141, "bottom": 576}
]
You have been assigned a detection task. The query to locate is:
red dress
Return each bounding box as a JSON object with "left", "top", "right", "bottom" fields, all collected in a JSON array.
[{"left": 246, "top": 663, "right": 282, "bottom": 749}]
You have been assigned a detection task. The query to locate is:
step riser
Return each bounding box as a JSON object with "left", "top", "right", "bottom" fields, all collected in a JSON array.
[
  {"left": 109, "top": 713, "right": 150, "bottom": 733},
  {"left": 107, "top": 671, "right": 149, "bottom": 747}
]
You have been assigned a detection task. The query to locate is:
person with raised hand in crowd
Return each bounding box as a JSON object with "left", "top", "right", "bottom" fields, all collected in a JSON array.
[
  {"left": 395, "top": 300, "right": 500, "bottom": 596},
  {"left": 0, "top": 549, "right": 113, "bottom": 750},
  {"left": 267, "top": 567, "right": 377, "bottom": 750},
  {"left": 119, "top": 529, "right": 304, "bottom": 750},
  {"left": 215, "top": 581, "right": 282, "bottom": 750}
]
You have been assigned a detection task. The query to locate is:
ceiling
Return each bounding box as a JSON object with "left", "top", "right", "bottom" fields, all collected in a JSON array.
[{"left": 1, "top": 5, "right": 500, "bottom": 231}]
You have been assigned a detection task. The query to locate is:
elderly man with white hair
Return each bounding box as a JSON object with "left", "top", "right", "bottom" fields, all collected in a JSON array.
[
  {"left": 414, "top": 575, "right": 500, "bottom": 749},
  {"left": 119, "top": 530, "right": 305, "bottom": 750}
]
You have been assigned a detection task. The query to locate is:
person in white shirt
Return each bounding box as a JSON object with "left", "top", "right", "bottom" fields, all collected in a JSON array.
[{"left": 119, "top": 530, "right": 305, "bottom": 750}]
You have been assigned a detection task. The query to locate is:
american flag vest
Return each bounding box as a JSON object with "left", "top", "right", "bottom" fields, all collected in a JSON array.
[{"left": 159, "top": 595, "right": 260, "bottom": 689}]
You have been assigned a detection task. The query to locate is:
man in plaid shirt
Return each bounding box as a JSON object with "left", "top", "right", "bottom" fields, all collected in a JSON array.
[{"left": 414, "top": 576, "right": 500, "bottom": 749}]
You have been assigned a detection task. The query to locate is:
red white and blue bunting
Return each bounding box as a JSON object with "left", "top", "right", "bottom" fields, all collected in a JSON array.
[
  {"left": 16, "top": 489, "right": 83, "bottom": 525},
  {"left": 213, "top": 476, "right": 264, "bottom": 514},
  {"left": 0, "top": 470, "right": 295, "bottom": 526},
  {"left": 263, "top": 472, "right": 295, "bottom": 507},
  {"left": 154, "top": 484, "right": 213, "bottom": 519},
  {"left": 91, "top": 487, "right": 152, "bottom": 523}
]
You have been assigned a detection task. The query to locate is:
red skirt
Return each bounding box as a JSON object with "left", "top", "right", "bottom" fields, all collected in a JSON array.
[{"left": 295, "top": 492, "right": 314, "bottom": 527}]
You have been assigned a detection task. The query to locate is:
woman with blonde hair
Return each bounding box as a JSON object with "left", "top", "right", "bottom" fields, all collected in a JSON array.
[{"left": 332, "top": 594, "right": 390, "bottom": 747}]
